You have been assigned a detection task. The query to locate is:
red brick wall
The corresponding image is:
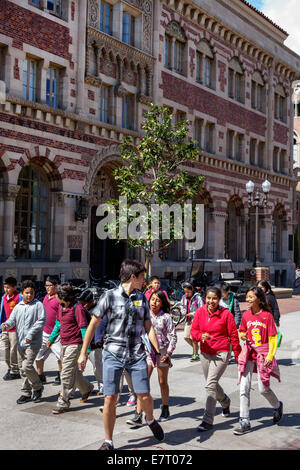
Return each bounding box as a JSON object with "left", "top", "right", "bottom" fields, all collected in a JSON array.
[
  {"left": 274, "top": 122, "right": 289, "bottom": 145},
  {"left": 161, "top": 71, "right": 266, "bottom": 135},
  {"left": 0, "top": 0, "right": 72, "bottom": 61}
]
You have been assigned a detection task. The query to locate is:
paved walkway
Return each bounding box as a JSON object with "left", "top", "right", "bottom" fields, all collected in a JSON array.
[{"left": 0, "top": 308, "right": 300, "bottom": 450}]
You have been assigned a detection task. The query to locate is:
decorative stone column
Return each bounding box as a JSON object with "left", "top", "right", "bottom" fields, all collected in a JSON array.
[
  {"left": 266, "top": 66, "right": 274, "bottom": 170},
  {"left": 213, "top": 211, "right": 226, "bottom": 259},
  {"left": 3, "top": 184, "right": 20, "bottom": 261},
  {"left": 76, "top": 0, "right": 87, "bottom": 115}
]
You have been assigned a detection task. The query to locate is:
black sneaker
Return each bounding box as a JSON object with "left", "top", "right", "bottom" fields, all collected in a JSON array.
[
  {"left": 273, "top": 402, "right": 283, "bottom": 424},
  {"left": 54, "top": 372, "right": 61, "bottom": 385},
  {"left": 99, "top": 441, "right": 114, "bottom": 450},
  {"left": 16, "top": 395, "right": 32, "bottom": 404},
  {"left": 3, "top": 370, "right": 11, "bottom": 381},
  {"left": 197, "top": 421, "right": 213, "bottom": 432},
  {"left": 9, "top": 373, "right": 21, "bottom": 380},
  {"left": 233, "top": 419, "right": 251, "bottom": 435},
  {"left": 159, "top": 405, "right": 170, "bottom": 422},
  {"left": 148, "top": 419, "right": 164, "bottom": 442},
  {"left": 222, "top": 395, "right": 231, "bottom": 417},
  {"left": 32, "top": 387, "right": 43, "bottom": 403},
  {"left": 126, "top": 412, "right": 143, "bottom": 427},
  {"left": 38, "top": 373, "right": 47, "bottom": 384}
]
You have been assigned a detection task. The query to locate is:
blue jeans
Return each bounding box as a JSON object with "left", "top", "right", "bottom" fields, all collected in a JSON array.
[{"left": 102, "top": 350, "right": 150, "bottom": 396}]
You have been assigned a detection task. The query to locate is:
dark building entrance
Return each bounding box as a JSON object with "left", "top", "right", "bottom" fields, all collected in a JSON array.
[{"left": 90, "top": 206, "right": 126, "bottom": 280}]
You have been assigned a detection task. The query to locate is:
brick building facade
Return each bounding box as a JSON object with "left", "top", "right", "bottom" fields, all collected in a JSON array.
[{"left": 0, "top": 0, "right": 299, "bottom": 287}]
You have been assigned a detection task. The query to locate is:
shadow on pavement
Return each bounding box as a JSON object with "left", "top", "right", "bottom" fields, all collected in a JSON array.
[{"left": 277, "top": 358, "right": 299, "bottom": 367}]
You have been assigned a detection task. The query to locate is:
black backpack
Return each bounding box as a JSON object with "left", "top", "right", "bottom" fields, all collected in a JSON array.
[{"left": 72, "top": 302, "right": 91, "bottom": 326}]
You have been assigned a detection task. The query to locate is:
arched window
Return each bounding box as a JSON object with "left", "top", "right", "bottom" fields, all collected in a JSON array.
[
  {"left": 14, "top": 165, "right": 49, "bottom": 260},
  {"left": 251, "top": 71, "right": 266, "bottom": 113},
  {"left": 196, "top": 40, "right": 215, "bottom": 89},
  {"left": 164, "top": 21, "right": 187, "bottom": 75},
  {"left": 274, "top": 84, "right": 286, "bottom": 122},
  {"left": 228, "top": 57, "right": 245, "bottom": 103}
]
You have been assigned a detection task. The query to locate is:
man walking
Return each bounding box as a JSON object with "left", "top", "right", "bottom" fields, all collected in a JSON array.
[{"left": 78, "top": 259, "right": 164, "bottom": 450}]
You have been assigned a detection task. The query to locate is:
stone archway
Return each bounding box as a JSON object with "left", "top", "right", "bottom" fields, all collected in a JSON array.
[{"left": 85, "top": 145, "right": 127, "bottom": 279}]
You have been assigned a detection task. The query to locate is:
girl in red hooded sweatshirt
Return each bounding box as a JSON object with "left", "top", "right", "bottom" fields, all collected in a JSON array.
[{"left": 191, "top": 286, "right": 241, "bottom": 432}]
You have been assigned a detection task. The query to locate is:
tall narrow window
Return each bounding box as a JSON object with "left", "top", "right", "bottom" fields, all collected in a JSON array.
[
  {"left": 194, "top": 118, "right": 203, "bottom": 148},
  {"left": 236, "top": 134, "right": 244, "bottom": 161},
  {"left": 196, "top": 40, "right": 214, "bottom": 89},
  {"left": 100, "top": 1, "right": 113, "bottom": 35},
  {"left": 122, "top": 94, "right": 134, "bottom": 130},
  {"left": 14, "top": 165, "right": 49, "bottom": 260},
  {"left": 228, "top": 57, "right": 245, "bottom": 103},
  {"left": 227, "top": 130, "right": 234, "bottom": 159},
  {"left": 173, "top": 40, "right": 184, "bottom": 74},
  {"left": 250, "top": 138, "right": 256, "bottom": 165},
  {"left": 251, "top": 71, "right": 265, "bottom": 113},
  {"left": 280, "top": 150, "right": 286, "bottom": 173},
  {"left": 274, "top": 84, "right": 286, "bottom": 122},
  {"left": 273, "top": 147, "right": 279, "bottom": 172},
  {"left": 46, "top": 67, "right": 59, "bottom": 108},
  {"left": 122, "top": 12, "right": 135, "bottom": 46},
  {"left": 22, "top": 58, "right": 37, "bottom": 102},
  {"left": 0, "top": 45, "right": 6, "bottom": 82},
  {"left": 99, "top": 85, "right": 111, "bottom": 123},
  {"left": 164, "top": 21, "right": 186, "bottom": 76},
  {"left": 205, "top": 123, "right": 214, "bottom": 154},
  {"left": 164, "top": 35, "right": 172, "bottom": 68},
  {"left": 257, "top": 142, "right": 265, "bottom": 168}
]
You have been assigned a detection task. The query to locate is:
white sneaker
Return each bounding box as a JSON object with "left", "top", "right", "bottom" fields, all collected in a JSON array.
[{"left": 127, "top": 394, "right": 137, "bottom": 407}]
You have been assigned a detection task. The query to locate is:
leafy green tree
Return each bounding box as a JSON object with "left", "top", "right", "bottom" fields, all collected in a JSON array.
[{"left": 106, "top": 104, "right": 204, "bottom": 276}]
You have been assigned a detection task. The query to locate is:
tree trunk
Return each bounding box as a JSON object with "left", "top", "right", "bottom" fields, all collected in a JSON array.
[{"left": 145, "top": 250, "right": 152, "bottom": 279}]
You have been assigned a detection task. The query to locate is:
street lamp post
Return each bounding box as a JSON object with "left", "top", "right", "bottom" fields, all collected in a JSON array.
[{"left": 246, "top": 180, "right": 271, "bottom": 268}]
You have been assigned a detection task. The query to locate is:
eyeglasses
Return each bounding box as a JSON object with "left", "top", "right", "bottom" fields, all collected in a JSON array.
[{"left": 45, "top": 284, "right": 54, "bottom": 288}]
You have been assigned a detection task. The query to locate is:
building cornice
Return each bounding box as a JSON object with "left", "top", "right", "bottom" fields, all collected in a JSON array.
[{"left": 161, "top": 0, "right": 300, "bottom": 80}]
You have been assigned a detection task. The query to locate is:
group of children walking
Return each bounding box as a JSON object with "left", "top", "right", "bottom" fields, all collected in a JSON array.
[{"left": 0, "top": 263, "right": 283, "bottom": 450}]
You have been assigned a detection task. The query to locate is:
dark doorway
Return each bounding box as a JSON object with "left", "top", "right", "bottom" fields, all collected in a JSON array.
[{"left": 90, "top": 206, "right": 126, "bottom": 280}]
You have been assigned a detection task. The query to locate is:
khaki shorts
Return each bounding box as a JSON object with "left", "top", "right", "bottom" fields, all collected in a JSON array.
[
  {"left": 146, "top": 347, "right": 171, "bottom": 368},
  {"left": 184, "top": 321, "right": 193, "bottom": 340}
]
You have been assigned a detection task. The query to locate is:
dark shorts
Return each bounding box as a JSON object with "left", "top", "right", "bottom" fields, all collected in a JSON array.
[{"left": 102, "top": 350, "right": 150, "bottom": 396}]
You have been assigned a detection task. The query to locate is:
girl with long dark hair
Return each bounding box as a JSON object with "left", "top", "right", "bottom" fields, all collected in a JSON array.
[
  {"left": 126, "top": 290, "right": 177, "bottom": 426},
  {"left": 234, "top": 287, "right": 283, "bottom": 435},
  {"left": 256, "top": 280, "right": 280, "bottom": 327}
]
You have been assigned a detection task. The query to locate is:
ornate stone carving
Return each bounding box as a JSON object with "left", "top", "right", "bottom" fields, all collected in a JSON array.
[
  {"left": 67, "top": 235, "right": 83, "bottom": 249},
  {"left": 165, "top": 20, "right": 186, "bottom": 42},
  {"left": 3, "top": 184, "right": 20, "bottom": 201},
  {"left": 101, "top": 56, "right": 116, "bottom": 78},
  {"left": 88, "top": 0, "right": 99, "bottom": 30},
  {"left": 137, "top": 93, "right": 152, "bottom": 105},
  {"left": 115, "top": 84, "right": 129, "bottom": 97},
  {"left": 83, "top": 144, "right": 122, "bottom": 196},
  {"left": 87, "top": 0, "right": 153, "bottom": 55},
  {"left": 85, "top": 74, "right": 102, "bottom": 86}
]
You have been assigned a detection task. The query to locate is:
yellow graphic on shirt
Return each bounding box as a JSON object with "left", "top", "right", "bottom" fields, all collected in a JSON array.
[{"left": 251, "top": 328, "right": 262, "bottom": 347}]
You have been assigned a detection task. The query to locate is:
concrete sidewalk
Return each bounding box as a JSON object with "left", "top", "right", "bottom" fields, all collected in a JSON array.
[{"left": 0, "top": 310, "right": 300, "bottom": 450}]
